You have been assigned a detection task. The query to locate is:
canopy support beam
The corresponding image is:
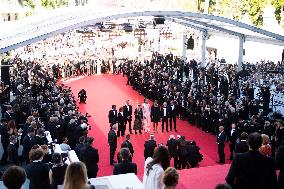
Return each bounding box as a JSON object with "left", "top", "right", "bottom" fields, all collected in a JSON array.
[
  {"left": 201, "top": 30, "right": 207, "bottom": 68},
  {"left": 238, "top": 35, "right": 245, "bottom": 71},
  {"left": 182, "top": 34, "right": 187, "bottom": 61}
]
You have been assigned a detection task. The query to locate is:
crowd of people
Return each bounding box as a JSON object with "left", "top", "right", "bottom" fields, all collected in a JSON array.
[
  {"left": 0, "top": 56, "right": 102, "bottom": 188},
  {"left": 1, "top": 40, "right": 284, "bottom": 189}
]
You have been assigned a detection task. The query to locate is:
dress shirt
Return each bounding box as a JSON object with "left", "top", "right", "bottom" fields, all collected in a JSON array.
[{"left": 231, "top": 129, "right": 235, "bottom": 136}]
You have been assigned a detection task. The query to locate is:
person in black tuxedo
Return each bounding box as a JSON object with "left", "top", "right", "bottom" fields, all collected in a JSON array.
[
  {"left": 108, "top": 105, "right": 117, "bottom": 128},
  {"left": 228, "top": 123, "right": 239, "bottom": 160},
  {"left": 124, "top": 134, "right": 134, "bottom": 158},
  {"left": 74, "top": 136, "right": 85, "bottom": 161},
  {"left": 80, "top": 137, "right": 99, "bottom": 178},
  {"left": 22, "top": 127, "right": 35, "bottom": 163},
  {"left": 217, "top": 126, "right": 226, "bottom": 164},
  {"left": 113, "top": 148, "right": 137, "bottom": 175},
  {"left": 166, "top": 135, "right": 178, "bottom": 169},
  {"left": 30, "top": 128, "right": 48, "bottom": 146},
  {"left": 226, "top": 132, "right": 277, "bottom": 189},
  {"left": 25, "top": 148, "right": 50, "bottom": 189},
  {"left": 3, "top": 106, "right": 14, "bottom": 122},
  {"left": 169, "top": 100, "right": 178, "bottom": 132},
  {"left": 161, "top": 102, "right": 169, "bottom": 132},
  {"left": 123, "top": 100, "right": 133, "bottom": 134},
  {"left": 117, "top": 107, "right": 126, "bottom": 137},
  {"left": 144, "top": 134, "right": 157, "bottom": 160},
  {"left": 235, "top": 132, "right": 249, "bottom": 154},
  {"left": 108, "top": 125, "right": 118, "bottom": 165},
  {"left": 7, "top": 135, "right": 19, "bottom": 165},
  {"left": 0, "top": 118, "right": 9, "bottom": 163}
]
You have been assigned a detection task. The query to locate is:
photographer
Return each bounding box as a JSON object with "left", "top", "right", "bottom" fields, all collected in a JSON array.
[{"left": 78, "top": 89, "right": 87, "bottom": 104}]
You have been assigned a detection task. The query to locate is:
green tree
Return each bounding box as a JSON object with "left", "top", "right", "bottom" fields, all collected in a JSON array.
[
  {"left": 243, "top": 0, "right": 268, "bottom": 27},
  {"left": 271, "top": 0, "right": 284, "bottom": 24},
  {"left": 41, "top": 0, "right": 68, "bottom": 9},
  {"left": 23, "top": 0, "right": 36, "bottom": 10},
  {"left": 216, "top": 0, "right": 246, "bottom": 20}
]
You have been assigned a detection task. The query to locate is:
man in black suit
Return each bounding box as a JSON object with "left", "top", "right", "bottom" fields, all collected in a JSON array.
[
  {"left": 22, "top": 127, "right": 35, "bottom": 163},
  {"left": 117, "top": 107, "right": 126, "bottom": 137},
  {"left": 0, "top": 118, "right": 9, "bottom": 163},
  {"left": 228, "top": 123, "right": 239, "bottom": 160},
  {"left": 108, "top": 124, "right": 118, "bottom": 165},
  {"left": 113, "top": 148, "right": 137, "bottom": 175},
  {"left": 7, "top": 135, "right": 19, "bottom": 165},
  {"left": 123, "top": 100, "right": 133, "bottom": 134},
  {"left": 235, "top": 132, "right": 249, "bottom": 154},
  {"left": 169, "top": 100, "right": 178, "bottom": 132},
  {"left": 161, "top": 102, "right": 169, "bottom": 132},
  {"left": 144, "top": 134, "right": 157, "bottom": 160},
  {"left": 25, "top": 148, "right": 50, "bottom": 189},
  {"left": 166, "top": 135, "right": 178, "bottom": 169},
  {"left": 108, "top": 105, "right": 117, "bottom": 128},
  {"left": 124, "top": 134, "right": 134, "bottom": 158},
  {"left": 3, "top": 106, "right": 13, "bottom": 122},
  {"left": 80, "top": 137, "right": 99, "bottom": 178},
  {"left": 74, "top": 136, "right": 85, "bottom": 161},
  {"left": 226, "top": 132, "right": 277, "bottom": 189},
  {"left": 30, "top": 128, "right": 48, "bottom": 146},
  {"left": 217, "top": 126, "right": 226, "bottom": 164}
]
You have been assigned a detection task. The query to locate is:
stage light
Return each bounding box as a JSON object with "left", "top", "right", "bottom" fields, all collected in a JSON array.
[
  {"left": 154, "top": 16, "right": 165, "bottom": 25},
  {"left": 134, "top": 28, "right": 147, "bottom": 38}
]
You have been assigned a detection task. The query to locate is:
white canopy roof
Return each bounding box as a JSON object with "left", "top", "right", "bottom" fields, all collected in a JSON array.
[{"left": 0, "top": 6, "right": 283, "bottom": 54}]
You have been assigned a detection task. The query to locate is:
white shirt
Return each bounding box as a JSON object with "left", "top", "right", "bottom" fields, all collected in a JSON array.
[
  {"left": 142, "top": 157, "right": 164, "bottom": 189},
  {"left": 163, "top": 108, "right": 167, "bottom": 116},
  {"left": 231, "top": 129, "right": 235, "bottom": 136}
]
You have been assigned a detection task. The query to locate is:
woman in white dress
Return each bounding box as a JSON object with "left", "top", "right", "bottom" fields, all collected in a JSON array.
[
  {"left": 142, "top": 146, "right": 170, "bottom": 189},
  {"left": 142, "top": 98, "right": 151, "bottom": 133}
]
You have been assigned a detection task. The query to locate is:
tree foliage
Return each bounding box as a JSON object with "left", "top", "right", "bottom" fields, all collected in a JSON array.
[
  {"left": 271, "top": 0, "right": 284, "bottom": 24},
  {"left": 41, "top": 0, "right": 68, "bottom": 9},
  {"left": 217, "top": 0, "right": 247, "bottom": 20},
  {"left": 23, "top": 0, "right": 36, "bottom": 10},
  {"left": 243, "top": 0, "right": 268, "bottom": 27}
]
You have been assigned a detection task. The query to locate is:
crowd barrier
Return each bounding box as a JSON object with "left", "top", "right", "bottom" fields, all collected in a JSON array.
[{"left": 89, "top": 173, "right": 143, "bottom": 189}]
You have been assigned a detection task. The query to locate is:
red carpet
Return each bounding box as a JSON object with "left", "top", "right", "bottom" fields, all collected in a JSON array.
[
  {"left": 176, "top": 164, "right": 230, "bottom": 189},
  {"left": 65, "top": 74, "right": 230, "bottom": 186}
]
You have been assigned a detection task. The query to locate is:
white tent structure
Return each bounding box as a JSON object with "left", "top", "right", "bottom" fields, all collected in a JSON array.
[
  {"left": 0, "top": 6, "right": 283, "bottom": 70},
  {"left": 0, "top": 0, "right": 30, "bottom": 21},
  {"left": 244, "top": 5, "right": 284, "bottom": 63}
]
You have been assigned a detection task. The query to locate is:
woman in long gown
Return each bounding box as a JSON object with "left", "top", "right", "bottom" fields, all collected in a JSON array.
[
  {"left": 142, "top": 98, "right": 151, "bottom": 133},
  {"left": 151, "top": 100, "right": 161, "bottom": 133},
  {"left": 133, "top": 104, "right": 143, "bottom": 134}
]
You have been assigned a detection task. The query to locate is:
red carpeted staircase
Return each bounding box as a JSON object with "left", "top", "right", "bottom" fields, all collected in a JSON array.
[{"left": 65, "top": 74, "right": 231, "bottom": 188}]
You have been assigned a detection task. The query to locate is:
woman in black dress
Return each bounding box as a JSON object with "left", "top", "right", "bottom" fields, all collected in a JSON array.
[
  {"left": 133, "top": 104, "right": 143, "bottom": 134},
  {"left": 151, "top": 100, "right": 161, "bottom": 133},
  {"left": 49, "top": 153, "right": 68, "bottom": 189}
]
